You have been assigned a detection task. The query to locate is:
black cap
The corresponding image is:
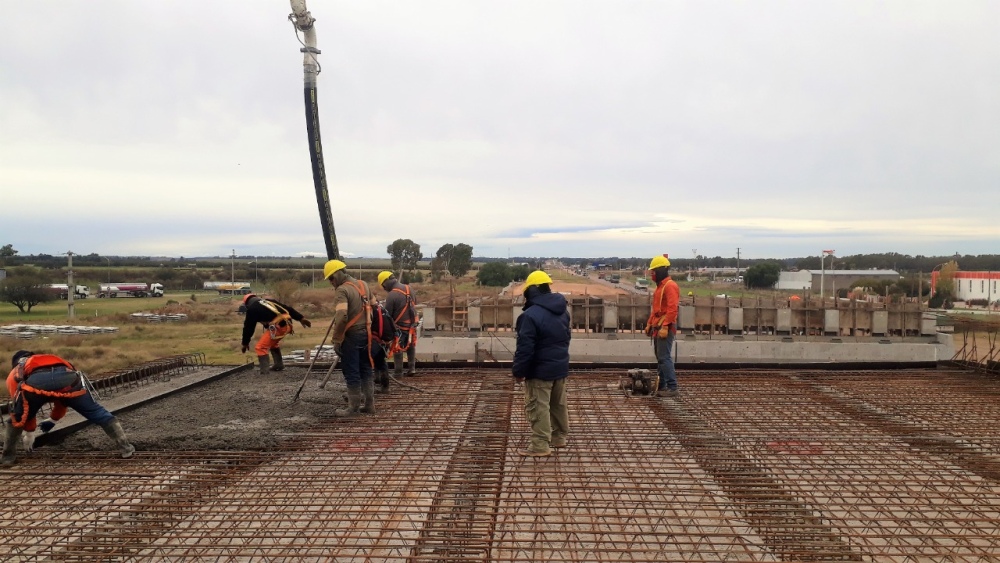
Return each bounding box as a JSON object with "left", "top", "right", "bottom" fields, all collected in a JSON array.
[{"left": 11, "top": 350, "right": 34, "bottom": 368}]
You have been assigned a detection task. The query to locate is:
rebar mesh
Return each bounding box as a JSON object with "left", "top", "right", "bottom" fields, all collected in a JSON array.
[{"left": 2, "top": 367, "right": 1000, "bottom": 562}]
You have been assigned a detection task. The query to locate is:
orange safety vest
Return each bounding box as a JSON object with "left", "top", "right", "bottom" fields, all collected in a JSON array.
[{"left": 646, "top": 277, "right": 679, "bottom": 336}]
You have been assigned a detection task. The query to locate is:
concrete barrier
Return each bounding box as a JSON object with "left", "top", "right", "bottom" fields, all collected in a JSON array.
[{"left": 415, "top": 332, "right": 953, "bottom": 365}]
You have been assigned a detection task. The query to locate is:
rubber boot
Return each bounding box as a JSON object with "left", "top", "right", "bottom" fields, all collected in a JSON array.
[
  {"left": 406, "top": 349, "right": 416, "bottom": 377},
  {"left": 257, "top": 354, "right": 270, "bottom": 375},
  {"left": 360, "top": 377, "right": 376, "bottom": 414},
  {"left": 2, "top": 421, "right": 23, "bottom": 466},
  {"left": 393, "top": 352, "right": 404, "bottom": 378},
  {"left": 100, "top": 418, "right": 136, "bottom": 459},
  {"left": 334, "top": 386, "right": 362, "bottom": 417},
  {"left": 376, "top": 367, "right": 390, "bottom": 394},
  {"left": 270, "top": 348, "right": 285, "bottom": 372}
]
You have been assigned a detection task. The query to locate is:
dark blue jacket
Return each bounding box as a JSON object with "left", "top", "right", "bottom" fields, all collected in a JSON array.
[{"left": 512, "top": 292, "right": 571, "bottom": 381}]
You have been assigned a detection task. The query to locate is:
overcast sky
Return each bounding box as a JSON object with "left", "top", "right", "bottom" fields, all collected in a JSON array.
[{"left": 2, "top": 1, "right": 998, "bottom": 261}]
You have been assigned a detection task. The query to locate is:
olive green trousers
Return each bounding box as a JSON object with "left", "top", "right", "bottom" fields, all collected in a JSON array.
[{"left": 523, "top": 378, "right": 569, "bottom": 452}]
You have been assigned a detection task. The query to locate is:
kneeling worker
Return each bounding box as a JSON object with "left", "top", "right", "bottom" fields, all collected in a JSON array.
[{"left": 3, "top": 350, "right": 135, "bottom": 466}]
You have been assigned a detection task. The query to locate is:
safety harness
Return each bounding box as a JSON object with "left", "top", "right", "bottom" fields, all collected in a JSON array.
[
  {"left": 391, "top": 286, "right": 417, "bottom": 327},
  {"left": 259, "top": 299, "right": 294, "bottom": 338},
  {"left": 343, "top": 280, "right": 377, "bottom": 366},
  {"left": 389, "top": 285, "right": 418, "bottom": 355},
  {"left": 10, "top": 354, "right": 86, "bottom": 429}
]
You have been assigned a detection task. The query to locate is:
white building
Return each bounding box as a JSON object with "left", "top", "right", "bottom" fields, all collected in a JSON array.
[
  {"left": 776, "top": 271, "right": 811, "bottom": 290},
  {"left": 933, "top": 271, "right": 1000, "bottom": 302},
  {"left": 776, "top": 269, "right": 900, "bottom": 293}
]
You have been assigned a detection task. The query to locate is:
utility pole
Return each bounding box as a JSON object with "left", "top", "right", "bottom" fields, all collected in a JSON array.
[
  {"left": 66, "top": 251, "right": 75, "bottom": 319},
  {"left": 820, "top": 249, "right": 835, "bottom": 300},
  {"left": 736, "top": 248, "right": 740, "bottom": 277},
  {"left": 231, "top": 249, "right": 235, "bottom": 283}
]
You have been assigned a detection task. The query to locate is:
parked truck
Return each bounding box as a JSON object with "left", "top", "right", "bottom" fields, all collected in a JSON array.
[
  {"left": 43, "top": 284, "right": 90, "bottom": 299},
  {"left": 203, "top": 281, "right": 252, "bottom": 295},
  {"left": 97, "top": 283, "right": 164, "bottom": 298}
]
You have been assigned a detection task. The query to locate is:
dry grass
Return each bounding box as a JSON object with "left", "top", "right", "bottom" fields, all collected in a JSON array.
[{"left": 0, "top": 280, "right": 476, "bottom": 399}]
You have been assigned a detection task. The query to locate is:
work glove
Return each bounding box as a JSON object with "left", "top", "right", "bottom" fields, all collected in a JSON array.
[
  {"left": 656, "top": 324, "right": 677, "bottom": 338},
  {"left": 300, "top": 319, "right": 312, "bottom": 328},
  {"left": 241, "top": 344, "right": 249, "bottom": 354},
  {"left": 332, "top": 342, "right": 343, "bottom": 358},
  {"left": 38, "top": 419, "right": 56, "bottom": 433}
]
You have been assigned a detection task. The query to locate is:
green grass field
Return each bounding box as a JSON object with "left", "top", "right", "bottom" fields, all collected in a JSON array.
[{"left": 0, "top": 289, "right": 336, "bottom": 393}]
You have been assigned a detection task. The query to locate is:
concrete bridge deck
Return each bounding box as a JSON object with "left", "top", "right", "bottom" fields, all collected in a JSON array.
[{"left": 2, "top": 366, "right": 999, "bottom": 561}]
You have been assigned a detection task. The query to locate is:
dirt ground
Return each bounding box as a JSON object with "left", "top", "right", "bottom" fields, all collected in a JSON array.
[
  {"left": 510, "top": 280, "right": 627, "bottom": 297},
  {"left": 47, "top": 366, "right": 351, "bottom": 453}
]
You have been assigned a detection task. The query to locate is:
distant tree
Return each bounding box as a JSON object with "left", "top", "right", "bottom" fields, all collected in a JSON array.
[
  {"left": 851, "top": 277, "right": 907, "bottom": 298},
  {"left": 510, "top": 264, "right": 531, "bottom": 282},
  {"left": 270, "top": 280, "right": 301, "bottom": 305},
  {"left": 429, "top": 246, "right": 450, "bottom": 283},
  {"left": 935, "top": 260, "right": 959, "bottom": 298},
  {"left": 743, "top": 263, "right": 780, "bottom": 289},
  {"left": 180, "top": 272, "right": 203, "bottom": 291},
  {"left": 896, "top": 276, "right": 928, "bottom": 298},
  {"left": 0, "top": 243, "right": 16, "bottom": 267},
  {"left": 0, "top": 267, "right": 53, "bottom": 313},
  {"left": 477, "top": 262, "right": 512, "bottom": 286},
  {"left": 448, "top": 243, "right": 473, "bottom": 277},
  {"left": 401, "top": 271, "right": 423, "bottom": 284},
  {"left": 386, "top": 239, "right": 423, "bottom": 280},
  {"left": 431, "top": 243, "right": 474, "bottom": 281}
]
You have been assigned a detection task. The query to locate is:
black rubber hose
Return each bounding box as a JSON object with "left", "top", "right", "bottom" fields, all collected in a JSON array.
[{"left": 304, "top": 85, "right": 340, "bottom": 260}]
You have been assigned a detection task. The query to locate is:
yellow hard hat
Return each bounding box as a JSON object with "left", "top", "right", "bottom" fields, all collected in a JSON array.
[
  {"left": 523, "top": 270, "right": 553, "bottom": 291},
  {"left": 649, "top": 255, "right": 671, "bottom": 269},
  {"left": 377, "top": 271, "right": 394, "bottom": 286},
  {"left": 687, "top": 291, "right": 694, "bottom": 296},
  {"left": 323, "top": 259, "right": 347, "bottom": 280}
]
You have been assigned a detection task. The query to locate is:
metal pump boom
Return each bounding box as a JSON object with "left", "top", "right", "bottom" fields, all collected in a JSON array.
[{"left": 289, "top": 0, "right": 340, "bottom": 260}]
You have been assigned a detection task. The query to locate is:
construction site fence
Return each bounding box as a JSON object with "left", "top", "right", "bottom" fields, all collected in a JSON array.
[{"left": 420, "top": 295, "right": 940, "bottom": 337}]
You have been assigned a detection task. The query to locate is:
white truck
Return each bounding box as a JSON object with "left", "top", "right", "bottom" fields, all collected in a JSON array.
[
  {"left": 43, "top": 284, "right": 90, "bottom": 299},
  {"left": 97, "top": 282, "right": 164, "bottom": 298},
  {"left": 203, "top": 281, "right": 252, "bottom": 295}
]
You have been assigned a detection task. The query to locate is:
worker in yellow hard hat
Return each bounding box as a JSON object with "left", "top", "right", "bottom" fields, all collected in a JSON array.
[
  {"left": 323, "top": 259, "right": 376, "bottom": 417},
  {"left": 646, "top": 254, "right": 680, "bottom": 397},
  {"left": 378, "top": 271, "right": 419, "bottom": 387},
  {"left": 512, "top": 270, "right": 571, "bottom": 457}
]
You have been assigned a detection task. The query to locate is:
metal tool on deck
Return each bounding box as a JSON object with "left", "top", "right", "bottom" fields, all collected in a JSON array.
[{"left": 620, "top": 368, "right": 659, "bottom": 396}]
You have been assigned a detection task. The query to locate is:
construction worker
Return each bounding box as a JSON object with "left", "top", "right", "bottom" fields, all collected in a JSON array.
[
  {"left": 512, "top": 270, "right": 571, "bottom": 457},
  {"left": 377, "top": 271, "right": 419, "bottom": 381},
  {"left": 3, "top": 350, "right": 134, "bottom": 466},
  {"left": 324, "top": 260, "right": 376, "bottom": 416},
  {"left": 646, "top": 255, "right": 680, "bottom": 397},
  {"left": 240, "top": 293, "right": 312, "bottom": 374}
]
